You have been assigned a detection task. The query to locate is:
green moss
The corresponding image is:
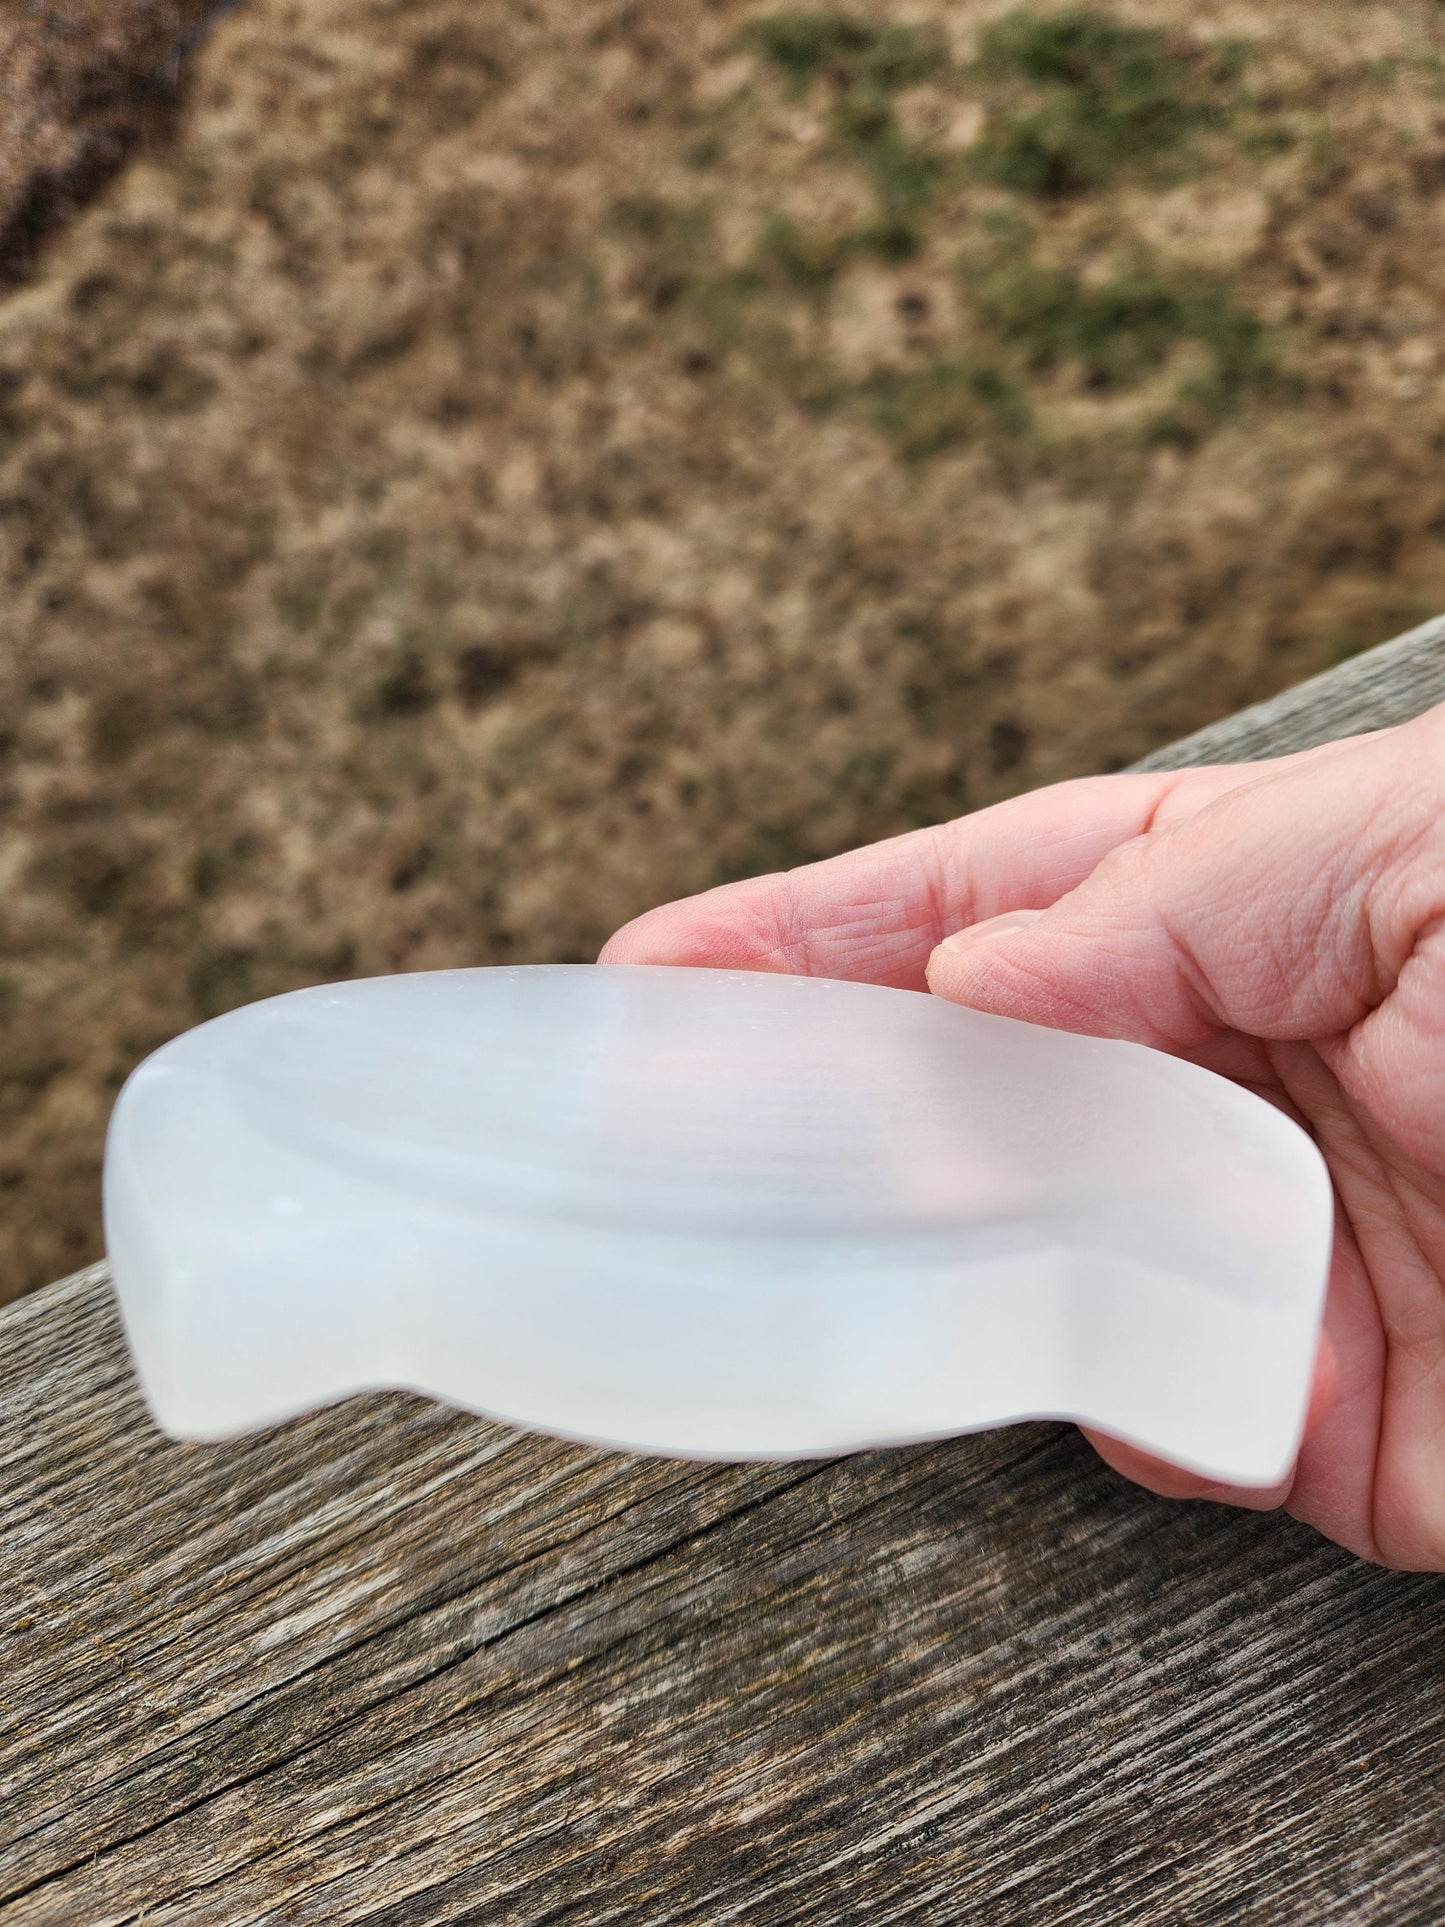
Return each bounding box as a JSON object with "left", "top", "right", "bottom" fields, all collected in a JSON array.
[
  {"left": 979, "top": 9, "right": 1181, "bottom": 89},
  {"left": 610, "top": 195, "right": 710, "bottom": 249},
  {"left": 752, "top": 11, "right": 872, "bottom": 84},
  {"left": 833, "top": 95, "right": 942, "bottom": 235},
  {"left": 757, "top": 213, "right": 846, "bottom": 290},
  {"left": 1239, "top": 121, "right": 1298, "bottom": 158},
  {"left": 866, "top": 360, "right": 1030, "bottom": 459},
  {"left": 977, "top": 254, "right": 1269, "bottom": 397},
  {"left": 973, "top": 7, "right": 1242, "bottom": 196},
  {"left": 751, "top": 12, "right": 949, "bottom": 252},
  {"left": 787, "top": 354, "right": 852, "bottom": 414},
  {"left": 680, "top": 264, "right": 768, "bottom": 344},
  {"left": 852, "top": 216, "right": 925, "bottom": 263},
  {"left": 611, "top": 18, "right": 1274, "bottom": 472},
  {"left": 751, "top": 14, "right": 945, "bottom": 94},
  {"left": 686, "top": 134, "right": 726, "bottom": 168}
]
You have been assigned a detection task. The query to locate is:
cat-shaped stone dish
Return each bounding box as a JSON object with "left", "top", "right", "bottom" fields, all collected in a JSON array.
[{"left": 103, "top": 964, "right": 1332, "bottom": 1486}]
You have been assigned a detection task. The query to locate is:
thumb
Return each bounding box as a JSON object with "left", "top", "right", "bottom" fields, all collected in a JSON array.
[
  {"left": 923, "top": 717, "right": 1445, "bottom": 1061},
  {"left": 923, "top": 827, "right": 1244, "bottom": 1057}
]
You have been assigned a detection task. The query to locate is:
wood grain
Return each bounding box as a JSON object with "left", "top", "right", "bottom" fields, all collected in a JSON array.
[{"left": 3, "top": 617, "right": 1445, "bottom": 1926}]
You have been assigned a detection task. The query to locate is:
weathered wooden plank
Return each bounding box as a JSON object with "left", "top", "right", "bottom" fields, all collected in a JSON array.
[{"left": 3, "top": 619, "right": 1445, "bottom": 1926}]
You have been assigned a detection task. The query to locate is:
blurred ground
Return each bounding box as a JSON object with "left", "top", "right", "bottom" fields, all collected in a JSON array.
[
  {"left": 2, "top": 0, "right": 1445, "bottom": 1299},
  {"left": 0, "top": 0, "right": 226, "bottom": 286}
]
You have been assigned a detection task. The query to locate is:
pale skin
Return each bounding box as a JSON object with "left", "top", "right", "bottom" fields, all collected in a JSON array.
[{"left": 601, "top": 703, "right": 1445, "bottom": 1569}]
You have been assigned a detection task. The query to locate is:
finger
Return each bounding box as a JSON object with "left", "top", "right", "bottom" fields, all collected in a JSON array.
[
  {"left": 602, "top": 767, "right": 1246, "bottom": 989},
  {"left": 924, "top": 718, "right": 1441, "bottom": 1051},
  {"left": 1331, "top": 915, "right": 1445, "bottom": 1171},
  {"left": 601, "top": 733, "right": 1377, "bottom": 988},
  {"left": 1284, "top": 1229, "right": 1389, "bottom": 1564},
  {"left": 1080, "top": 1432, "right": 1291, "bottom": 1510},
  {"left": 1079, "top": 1329, "right": 1340, "bottom": 1513}
]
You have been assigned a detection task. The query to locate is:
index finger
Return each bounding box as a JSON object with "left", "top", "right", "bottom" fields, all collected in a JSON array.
[{"left": 599, "top": 768, "right": 1207, "bottom": 989}]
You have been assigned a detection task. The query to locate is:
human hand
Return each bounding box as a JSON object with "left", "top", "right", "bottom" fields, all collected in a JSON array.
[{"left": 601, "top": 706, "right": 1445, "bottom": 1568}]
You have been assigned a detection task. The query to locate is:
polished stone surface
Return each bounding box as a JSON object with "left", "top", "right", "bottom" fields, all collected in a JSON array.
[{"left": 104, "top": 964, "right": 1331, "bottom": 1483}]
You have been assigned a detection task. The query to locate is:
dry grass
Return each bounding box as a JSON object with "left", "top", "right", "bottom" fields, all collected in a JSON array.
[
  {"left": 0, "top": 0, "right": 228, "bottom": 285},
  {"left": 2, "top": 0, "right": 1445, "bottom": 1297}
]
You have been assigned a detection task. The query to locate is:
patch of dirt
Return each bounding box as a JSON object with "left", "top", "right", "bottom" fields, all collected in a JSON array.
[{"left": 2, "top": 0, "right": 1445, "bottom": 1298}]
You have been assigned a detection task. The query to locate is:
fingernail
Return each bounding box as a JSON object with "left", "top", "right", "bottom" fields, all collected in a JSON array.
[{"left": 937, "top": 907, "right": 1044, "bottom": 954}]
